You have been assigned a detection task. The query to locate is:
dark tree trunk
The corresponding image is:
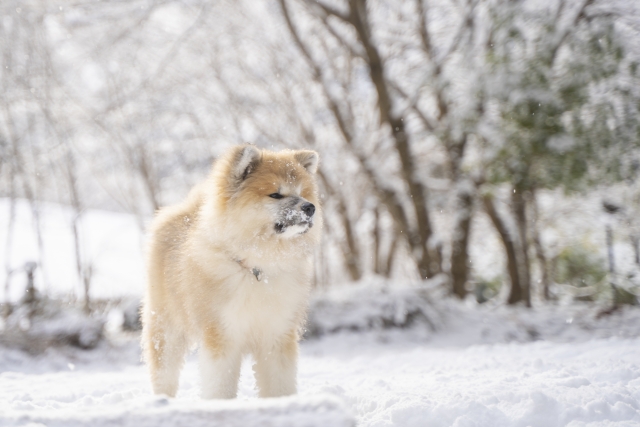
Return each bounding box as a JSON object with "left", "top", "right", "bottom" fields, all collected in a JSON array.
[
  {"left": 606, "top": 224, "right": 620, "bottom": 308},
  {"left": 512, "top": 189, "right": 532, "bottom": 307},
  {"left": 373, "top": 207, "right": 382, "bottom": 275},
  {"left": 483, "top": 194, "right": 523, "bottom": 305},
  {"left": 339, "top": 199, "right": 363, "bottom": 281},
  {"left": 24, "top": 262, "right": 38, "bottom": 319},
  {"left": 450, "top": 182, "right": 474, "bottom": 298},
  {"left": 4, "top": 173, "right": 17, "bottom": 303},
  {"left": 384, "top": 233, "right": 398, "bottom": 278},
  {"left": 529, "top": 190, "right": 551, "bottom": 300},
  {"left": 631, "top": 234, "right": 640, "bottom": 266}
]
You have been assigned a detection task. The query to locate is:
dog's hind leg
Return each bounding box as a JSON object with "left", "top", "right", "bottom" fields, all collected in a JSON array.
[
  {"left": 253, "top": 330, "right": 298, "bottom": 398},
  {"left": 199, "top": 324, "right": 242, "bottom": 399},
  {"left": 143, "top": 315, "right": 187, "bottom": 397}
]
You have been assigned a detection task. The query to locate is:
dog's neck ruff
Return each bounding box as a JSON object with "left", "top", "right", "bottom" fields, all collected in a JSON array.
[{"left": 234, "top": 257, "right": 262, "bottom": 281}]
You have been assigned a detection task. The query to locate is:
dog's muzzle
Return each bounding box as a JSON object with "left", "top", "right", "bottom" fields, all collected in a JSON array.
[{"left": 274, "top": 202, "right": 315, "bottom": 235}]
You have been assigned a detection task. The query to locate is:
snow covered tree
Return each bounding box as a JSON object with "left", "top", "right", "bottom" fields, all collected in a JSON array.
[{"left": 479, "top": 0, "right": 640, "bottom": 305}]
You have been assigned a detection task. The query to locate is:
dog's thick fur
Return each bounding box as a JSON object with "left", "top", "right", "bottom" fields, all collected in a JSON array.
[{"left": 141, "top": 145, "right": 321, "bottom": 399}]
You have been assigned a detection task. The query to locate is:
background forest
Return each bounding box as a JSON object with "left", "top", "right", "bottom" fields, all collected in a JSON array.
[{"left": 2, "top": 1, "right": 640, "bottom": 426}]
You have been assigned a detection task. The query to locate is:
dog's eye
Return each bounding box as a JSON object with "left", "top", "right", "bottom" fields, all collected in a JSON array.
[{"left": 269, "top": 193, "right": 284, "bottom": 199}]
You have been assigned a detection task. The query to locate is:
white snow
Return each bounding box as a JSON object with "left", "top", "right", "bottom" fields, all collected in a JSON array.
[{"left": 301, "top": 334, "right": 640, "bottom": 427}]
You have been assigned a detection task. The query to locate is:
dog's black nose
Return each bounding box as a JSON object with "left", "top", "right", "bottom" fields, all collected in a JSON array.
[{"left": 301, "top": 202, "right": 315, "bottom": 217}]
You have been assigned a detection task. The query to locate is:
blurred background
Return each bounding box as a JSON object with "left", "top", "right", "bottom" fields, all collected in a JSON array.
[{"left": 1, "top": 0, "right": 640, "bottom": 351}]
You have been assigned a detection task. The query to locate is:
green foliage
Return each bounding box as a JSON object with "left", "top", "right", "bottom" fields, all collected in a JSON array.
[
  {"left": 473, "top": 275, "right": 503, "bottom": 304},
  {"left": 550, "top": 244, "right": 638, "bottom": 305},
  {"left": 553, "top": 245, "right": 609, "bottom": 302},
  {"left": 485, "top": 4, "right": 640, "bottom": 193},
  {"left": 614, "top": 286, "right": 638, "bottom": 306},
  {"left": 554, "top": 245, "right": 607, "bottom": 290}
]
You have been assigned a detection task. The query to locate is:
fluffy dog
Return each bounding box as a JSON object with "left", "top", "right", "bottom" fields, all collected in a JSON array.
[{"left": 141, "top": 145, "right": 321, "bottom": 399}]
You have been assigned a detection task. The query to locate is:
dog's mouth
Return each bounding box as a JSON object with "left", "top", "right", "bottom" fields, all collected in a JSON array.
[{"left": 274, "top": 220, "right": 313, "bottom": 237}]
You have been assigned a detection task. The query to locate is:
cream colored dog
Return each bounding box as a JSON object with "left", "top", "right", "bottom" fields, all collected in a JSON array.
[{"left": 141, "top": 145, "right": 321, "bottom": 399}]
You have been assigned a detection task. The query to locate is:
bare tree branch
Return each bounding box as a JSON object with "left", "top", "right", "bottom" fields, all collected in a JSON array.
[{"left": 305, "top": 0, "right": 351, "bottom": 22}]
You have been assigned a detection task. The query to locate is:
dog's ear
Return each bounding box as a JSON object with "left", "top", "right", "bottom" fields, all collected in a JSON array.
[
  {"left": 232, "top": 145, "right": 261, "bottom": 184},
  {"left": 294, "top": 150, "right": 319, "bottom": 174}
]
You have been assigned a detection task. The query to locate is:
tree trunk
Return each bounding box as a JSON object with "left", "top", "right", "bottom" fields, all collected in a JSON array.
[
  {"left": 483, "top": 194, "right": 523, "bottom": 304},
  {"left": 606, "top": 224, "right": 621, "bottom": 308},
  {"left": 65, "top": 148, "right": 93, "bottom": 309},
  {"left": 384, "top": 233, "right": 398, "bottom": 278},
  {"left": 339, "top": 199, "right": 363, "bottom": 281},
  {"left": 450, "top": 181, "right": 474, "bottom": 298},
  {"left": 528, "top": 189, "right": 551, "bottom": 300},
  {"left": 71, "top": 216, "right": 84, "bottom": 296},
  {"left": 83, "top": 265, "right": 93, "bottom": 314},
  {"left": 373, "top": 207, "right": 382, "bottom": 275},
  {"left": 511, "top": 189, "right": 532, "bottom": 307},
  {"left": 24, "top": 262, "right": 38, "bottom": 318},
  {"left": 4, "top": 173, "right": 17, "bottom": 304},
  {"left": 631, "top": 234, "right": 640, "bottom": 266}
]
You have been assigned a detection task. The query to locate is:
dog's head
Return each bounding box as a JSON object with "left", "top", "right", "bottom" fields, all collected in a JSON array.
[{"left": 211, "top": 145, "right": 321, "bottom": 241}]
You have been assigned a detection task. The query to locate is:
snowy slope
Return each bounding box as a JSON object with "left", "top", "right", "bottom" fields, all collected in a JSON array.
[{"left": 0, "top": 199, "right": 145, "bottom": 301}]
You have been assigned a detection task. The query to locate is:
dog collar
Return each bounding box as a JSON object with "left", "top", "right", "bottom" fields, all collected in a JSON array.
[{"left": 234, "top": 258, "right": 262, "bottom": 281}]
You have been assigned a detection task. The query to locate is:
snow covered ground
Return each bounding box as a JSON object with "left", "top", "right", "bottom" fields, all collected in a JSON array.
[
  {"left": 302, "top": 333, "right": 640, "bottom": 427},
  {"left": 1, "top": 301, "right": 639, "bottom": 427}
]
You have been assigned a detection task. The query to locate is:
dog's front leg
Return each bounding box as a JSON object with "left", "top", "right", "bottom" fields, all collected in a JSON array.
[
  {"left": 199, "top": 328, "right": 241, "bottom": 399},
  {"left": 253, "top": 331, "right": 298, "bottom": 398}
]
